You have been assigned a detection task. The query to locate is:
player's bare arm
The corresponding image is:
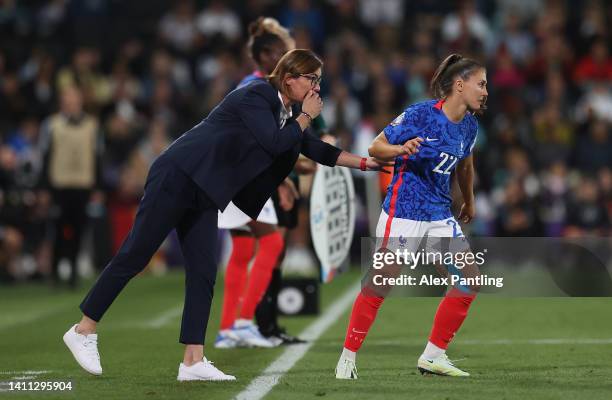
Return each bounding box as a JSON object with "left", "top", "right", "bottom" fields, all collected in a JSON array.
[
  {"left": 368, "top": 132, "right": 423, "bottom": 161},
  {"left": 456, "top": 154, "right": 475, "bottom": 224}
]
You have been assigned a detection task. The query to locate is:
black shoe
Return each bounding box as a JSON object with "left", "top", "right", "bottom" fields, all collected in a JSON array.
[{"left": 267, "top": 326, "right": 307, "bottom": 345}]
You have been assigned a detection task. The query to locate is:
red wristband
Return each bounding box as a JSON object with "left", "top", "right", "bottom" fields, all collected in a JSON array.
[{"left": 360, "top": 157, "right": 367, "bottom": 171}]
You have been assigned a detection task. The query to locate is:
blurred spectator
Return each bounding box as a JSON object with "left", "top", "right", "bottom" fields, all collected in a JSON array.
[
  {"left": 494, "top": 0, "right": 544, "bottom": 23},
  {"left": 56, "top": 47, "right": 111, "bottom": 112},
  {"left": 0, "top": 142, "right": 24, "bottom": 282},
  {"left": 572, "top": 119, "right": 612, "bottom": 172},
  {"left": 357, "top": 0, "right": 404, "bottom": 28},
  {"left": 488, "top": 12, "right": 534, "bottom": 65},
  {"left": 495, "top": 178, "right": 542, "bottom": 236},
  {"left": 565, "top": 177, "right": 610, "bottom": 236},
  {"left": 405, "top": 52, "right": 436, "bottom": 103},
  {"left": 0, "top": 72, "right": 28, "bottom": 130},
  {"left": 65, "top": 0, "right": 110, "bottom": 47},
  {"left": 525, "top": 35, "right": 573, "bottom": 86},
  {"left": 532, "top": 102, "right": 573, "bottom": 168},
  {"left": 280, "top": 0, "right": 325, "bottom": 50},
  {"left": 321, "top": 80, "right": 361, "bottom": 141},
  {"left": 597, "top": 167, "right": 612, "bottom": 226},
  {"left": 441, "top": 0, "right": 492, "bottom": 54},
  {"left": 39, "top": 86, "right": 103, "bottom": 287},
  {"left": 573, "top": 37, "right": 612, "bottom": 85},
  {"left": 325, "top": 0, "right": 368, "bottom": 37},
  {"left": 196, "top": 0, "right": 242, "bottom": 47},
  {"left": 158, "top": 0, "right": 201, "bottom": 57},
  {"left": 539, "top": 161, "right": 570, "bottom": 236},
  {"left": 21, "top": 53, "right": 57, "bottom": 119},
  {"left": 0, "top": 224, "right": 23, "bottom": 282},
  {"left": 575, "top": 85, "right": 612, "bottom": 124},
  {"left": 36, "top": 0, "right": 68, "bottom": 40},
  {"left": 571, "top": 0, "right": 608, "bottom": 49},
  {"left": 491, "top": 47, "right": 526, "bottom": 89},
  {"left": 6, "top": 116, "right": 42, "bottom": 189}
]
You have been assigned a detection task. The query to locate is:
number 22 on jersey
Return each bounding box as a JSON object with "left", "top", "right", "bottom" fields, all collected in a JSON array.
[{"left": 432, "top": 152, "right": 457, "bottom": 175}]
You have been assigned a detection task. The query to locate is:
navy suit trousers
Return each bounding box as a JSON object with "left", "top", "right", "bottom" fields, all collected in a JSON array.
[{"left": 80, "top": 154, "right": 218, "bottom": 344}]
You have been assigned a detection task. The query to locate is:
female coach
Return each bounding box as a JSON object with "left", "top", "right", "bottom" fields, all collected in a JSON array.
[{"left": 62, "top": 49, "right": 394, "bottom": 381}]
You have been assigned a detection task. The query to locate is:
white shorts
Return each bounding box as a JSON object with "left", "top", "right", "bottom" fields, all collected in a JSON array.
[
  {"left": 375, "top": 209, "right": 467, "bottom": 254},
  {"left": 217, "top": 199, "right": 278, "bottom": 230}
]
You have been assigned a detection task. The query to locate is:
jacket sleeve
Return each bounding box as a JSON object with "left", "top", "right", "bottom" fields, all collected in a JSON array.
[
  {"left": 237, "top": 87, "right": 303, "bottom": 157},
  {"left": 300, "top": 129, "right": 342, "bottom": 166}
]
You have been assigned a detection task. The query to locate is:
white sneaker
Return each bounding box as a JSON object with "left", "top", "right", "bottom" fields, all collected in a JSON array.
[
  {"left": 417, "top": 354, "right": 470, "bottom": 377},
  {"left": 266, "top": 335, "right": 284, "bottom": 347},
  {"left": 214, "top": 330, "right": 239, "bottom": 349},
  {"left": 335, "top": 354, "right": 358, "bottom": 379},
  {"left": 62, "top": 324, "right": 102, "bottom": 375},
  {"left": 177, "top": 357, "right": 236, "bottom": 381},
  {"left": 231, "top": 322, "right": 276, "bottom": 348}
]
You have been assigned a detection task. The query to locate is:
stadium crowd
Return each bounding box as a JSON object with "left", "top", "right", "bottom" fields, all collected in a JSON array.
[{"left": 0, "top": 0, "right": 610, "bottom": 283}]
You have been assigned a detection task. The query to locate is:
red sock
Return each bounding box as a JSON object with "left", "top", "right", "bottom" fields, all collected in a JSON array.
[
  {"left": 219, "top": 235, "right": 255, "bottom": 330},
  {"left": 238, "top": 231, "right": 284, "bottom": 320},
  {"left": 428, "top": 288, "right": 476, "bottom": 349},
  {"left": 343, "top": 290, "right": 385, "bottom": 352}
]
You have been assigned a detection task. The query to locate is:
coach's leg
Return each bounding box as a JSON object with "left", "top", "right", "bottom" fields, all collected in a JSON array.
[
  {"left": 175, "top": 201, "right": 219, "bottom": 359},
  {"left": 77, "top": 160, "right": 186, "bottom": 333},
  {"left": 175, "top": 200, "right": 235, "bottom": 381}
]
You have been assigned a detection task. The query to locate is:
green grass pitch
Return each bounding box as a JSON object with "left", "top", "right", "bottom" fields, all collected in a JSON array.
[{"left": 1, "top": 269, "right": 611, "bottom": 399}]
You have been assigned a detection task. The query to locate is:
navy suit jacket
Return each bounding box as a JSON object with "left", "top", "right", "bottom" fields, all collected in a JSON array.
[{"left": 164, "top": 80, "right": 342, "bottom": 219}]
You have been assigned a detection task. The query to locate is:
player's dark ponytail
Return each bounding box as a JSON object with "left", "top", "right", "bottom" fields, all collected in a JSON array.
[
  {"left": 247, "top": 17, "right": 295, "bottom": 64},
  {"left": 430, "top": 54, "right": 484, "bottom": 99}
]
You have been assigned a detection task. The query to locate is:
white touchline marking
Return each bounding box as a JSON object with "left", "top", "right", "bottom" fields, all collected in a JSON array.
[
  {"left": 0, "top": 370, "right": 52, "bottom": 390},
  {"left": 349, "top": 338, "right": 612, "bottom": 346},
  {"left": 0, "top": 305, "right": 72, "bottom": 331},
  {"left": 143, "top": 305, "right": 184, "bottom": 329},
  {"left": 0, "top": 370, "right": 52, "bottom": 375},
  {"left": 234, "top": 281, "right": 360, "bottom": 400},
  {"left": 460, "top": 338, "right": 612, "bottom": 345}
]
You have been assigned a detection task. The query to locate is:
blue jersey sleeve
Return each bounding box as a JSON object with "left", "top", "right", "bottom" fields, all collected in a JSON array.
[{"left": 383, "top": 107, "right": 422, "bottom": 145}]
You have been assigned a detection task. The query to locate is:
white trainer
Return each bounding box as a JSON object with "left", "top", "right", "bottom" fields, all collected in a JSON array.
[
  {"left": 231, "top": 321, "right": 276, "bottom": 348},
  {"left": 335, "top": 354, "right": 358, "bottom": 379},
  {"left": 177, "top": 357, "right": 236, "bottom": 381},
  {"left": 417, "top": 354, "right": 470, "bottom": 377},
  {"left": 214, "top": 330, "right": 240, "bottom": 349},
  {"left": 62, "top": 324, "right": 102, "bottom": 375}
]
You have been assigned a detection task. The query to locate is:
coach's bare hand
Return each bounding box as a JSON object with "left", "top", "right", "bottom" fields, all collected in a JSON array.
[
  {"left": 365, "top": 157, "right": 395, "bottom": 174},
  {"left": 302, "top": 90, "right": 323, "bottom": 119},
  {"left": 399, "top": 137, "right": 423, "bottom": 156},
  {"left": 458, "top": 202, "right": 475, "bottom": 223}
]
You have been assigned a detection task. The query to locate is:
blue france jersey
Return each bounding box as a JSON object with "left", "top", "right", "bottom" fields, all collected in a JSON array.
[
  {"left": 237, "top": 71, "right": 265, "bottom": 89},
  {"left": 382, "top": 99, "right": 478, "bottom": 221}
]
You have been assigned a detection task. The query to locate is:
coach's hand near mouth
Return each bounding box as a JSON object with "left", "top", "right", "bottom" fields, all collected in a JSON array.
[{"left": 64, "top": 49, "right": 386, "bottom": 383}]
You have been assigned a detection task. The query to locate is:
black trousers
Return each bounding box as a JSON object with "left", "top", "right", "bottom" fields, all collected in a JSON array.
[
  {"left": 51, "top": 189, "right": 90, "bottom": 286},
  {"left": 80, "top": 155, "right": 219, "bottom": 344}
]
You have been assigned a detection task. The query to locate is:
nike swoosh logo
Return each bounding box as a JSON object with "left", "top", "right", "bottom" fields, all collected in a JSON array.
[
  {"left": 352, "top": 328, "right": 367, "bottom": 334},
  {"left": 425, "top": 137, "right": 438, "bottom": 142}
]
